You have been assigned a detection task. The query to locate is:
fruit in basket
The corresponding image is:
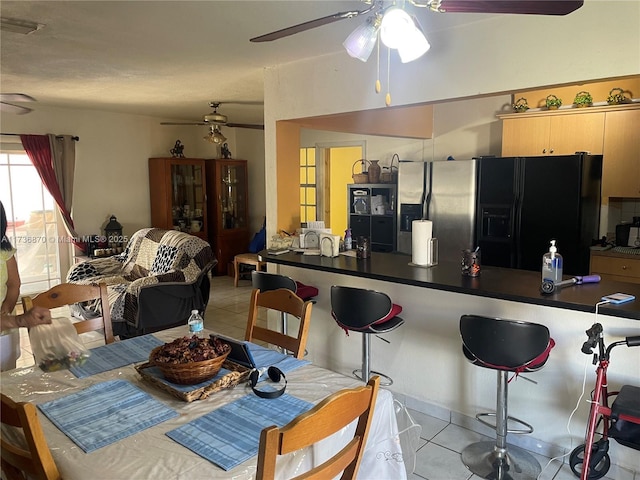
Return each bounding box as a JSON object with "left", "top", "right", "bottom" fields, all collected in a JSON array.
[
  {"left": 149, "top": 336, "right": 232, "bottom": 385},
  {"left": 151, "top": 335, "right": 229, "bottom": 364}
]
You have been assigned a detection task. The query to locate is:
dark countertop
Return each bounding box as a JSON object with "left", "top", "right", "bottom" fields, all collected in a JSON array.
[
  {"left": 259, "top": 250, "right": 640, "bottom": 321},
  {"left": 590, "top": 248, "right": 640, "bottom": 260}
]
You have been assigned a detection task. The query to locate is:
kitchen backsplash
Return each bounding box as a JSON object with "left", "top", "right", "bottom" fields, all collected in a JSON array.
[{"left": 607, "top": 198, "right": 640, "bottom": 241}]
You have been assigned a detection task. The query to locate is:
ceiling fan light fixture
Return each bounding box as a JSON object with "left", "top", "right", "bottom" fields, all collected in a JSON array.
[
  {"left": 204, "top": 126, "right": 227, "bottom": 145},
  {"left": 397, "top": 16, "right": 430, "bottom": 63},
  {"left": 343, "top": 14, "right": 382, "bottom": 62},
  {"left": 380, "top": 8, "right": 413, "bottom": 49}
]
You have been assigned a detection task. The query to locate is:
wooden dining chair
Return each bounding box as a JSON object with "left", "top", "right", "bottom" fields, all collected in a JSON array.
[
  {"left": 245, "top": 288, "right": 312, "bottom": 359},
  {"left": 22, "top": 283, "right": 115, "bottom": 345},
  {"left": 1, "top": 393, "right": 61, "bottom": 480},
  {"left": 256, "top": 375, "right": 381, "bottom": 480}
]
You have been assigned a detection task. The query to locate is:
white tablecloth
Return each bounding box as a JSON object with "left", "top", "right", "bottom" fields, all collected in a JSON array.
[{"left": 0, "top": 327, "right": 406, "bottom": 479}]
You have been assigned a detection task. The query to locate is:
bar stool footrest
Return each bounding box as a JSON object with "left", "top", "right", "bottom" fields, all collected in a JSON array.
[
  {"left": 476, "top": 412, "right": 534, "bottom": 435},
  {"left": 461, "top": 440, "right": 541, "bottom": 480},
  {"left": 353, "top": 369, "right": 393, "bottom": 386}
]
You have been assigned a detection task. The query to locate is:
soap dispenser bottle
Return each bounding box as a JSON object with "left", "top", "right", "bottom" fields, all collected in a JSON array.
[
  {"left": 344, "top": 228, "right": 352, "bottom": 250},
  {"left": 542, "top": 239, "right": 563, "bottom": 283}
]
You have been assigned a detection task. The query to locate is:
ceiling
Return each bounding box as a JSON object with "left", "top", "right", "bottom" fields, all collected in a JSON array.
[{"left": 0, "top": 1, "right": 512, "bottom": 125}]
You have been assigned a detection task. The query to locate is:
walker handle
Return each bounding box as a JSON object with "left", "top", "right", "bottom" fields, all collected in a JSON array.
[{"left": 626, "top": 336, "right": 640, "bottom": 347}]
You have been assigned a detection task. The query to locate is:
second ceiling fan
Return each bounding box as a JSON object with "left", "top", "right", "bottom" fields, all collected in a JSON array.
[
  {"left": 161, "top": 102, "right": 264, "bottom": 144},
  {"left": 161, "top": 102, "right": 264, "bottom": 130}
]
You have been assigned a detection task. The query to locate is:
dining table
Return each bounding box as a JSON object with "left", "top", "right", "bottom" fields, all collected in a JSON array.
[{"left": 0, "top": 326, "right": 407, "bottom": 480}]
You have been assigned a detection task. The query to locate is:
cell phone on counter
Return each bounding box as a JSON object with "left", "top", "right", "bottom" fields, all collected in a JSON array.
[{"left": 601, "top": 293, "right": 636, "bottom": 305}]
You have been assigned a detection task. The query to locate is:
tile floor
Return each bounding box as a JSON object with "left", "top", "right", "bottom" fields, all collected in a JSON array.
[{"left": 14, "top": 273, "right": 620, "bottom": 480}]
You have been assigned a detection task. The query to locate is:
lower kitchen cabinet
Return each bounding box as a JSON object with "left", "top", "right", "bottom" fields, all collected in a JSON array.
[{"left": 590, "top": 250, "right": 640, "bottom": 284}]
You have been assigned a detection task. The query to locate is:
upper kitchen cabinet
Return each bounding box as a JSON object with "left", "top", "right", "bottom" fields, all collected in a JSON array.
[
  {"left": 602, "top": 108, "right": 640, "bottom": 199},
  {"left": 205, "top": 159, "right": 250, "bottom": 275},
  {"left": 499, "top": 110, "right": 605, "bottom": 156},
  {"left": 149, "top": 158, "right": 207, "bottom": 240}
]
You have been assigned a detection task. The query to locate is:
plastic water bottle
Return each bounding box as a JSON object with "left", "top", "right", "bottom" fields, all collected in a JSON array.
[{"left": 187, "top": 309, "right": 204, "bottom": 338}]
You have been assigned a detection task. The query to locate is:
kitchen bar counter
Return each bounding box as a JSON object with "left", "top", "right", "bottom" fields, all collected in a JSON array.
[
  {"left": 257, "top": 249, "right": 639, "bottom": 475},
  {"left": 259, "top": 250, "right": 640, "bottom": 320}
]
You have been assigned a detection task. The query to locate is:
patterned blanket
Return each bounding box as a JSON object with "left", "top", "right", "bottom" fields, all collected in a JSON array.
[{"left": 67, "top": 228, "right": 215, "bottom": 328}]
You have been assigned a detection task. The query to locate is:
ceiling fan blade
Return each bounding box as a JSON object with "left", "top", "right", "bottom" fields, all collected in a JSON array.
[
  {"left": 250, "top": 4, "right": 378, "bottom": 42},
  {"left": 226, "top": 123, "right": 265, "bottom": 130},
  {"left": 160, "top": 122, "right": 207, "bottom": 126},
  {"left": 0, "top": 102, "right": 33, "bottom": 114},
  {"left": 438, "top": 0, "right": 583, "bottom": 15},
  {"left": 0, "top": 93, "right": 36, "bottom": 103}
]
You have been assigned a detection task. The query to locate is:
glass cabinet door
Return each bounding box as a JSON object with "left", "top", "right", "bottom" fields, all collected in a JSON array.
[
  {"left": 170, "top": 163, "right": 205, "bottom": 232},
  {"left": 219, "top": 163, "right": 247, "bottom": 230}
]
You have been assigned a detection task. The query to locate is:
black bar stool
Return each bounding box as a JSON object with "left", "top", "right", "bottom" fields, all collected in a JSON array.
[
  {"left": 459, "top": 314, "right": 555, "bottom": 480},
  {"left": 331, "top": 285, "right": 404, "bottom": 386},
  {"left": 251, "top": 271, "right": 318, "bottom": 342}
]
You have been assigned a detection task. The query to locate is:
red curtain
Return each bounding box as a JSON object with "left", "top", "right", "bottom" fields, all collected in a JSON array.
[{"left": 20, "top": 134, "right": 76, "bottom": 236}]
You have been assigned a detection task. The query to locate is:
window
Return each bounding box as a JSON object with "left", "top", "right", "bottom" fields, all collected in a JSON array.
[
  {"left": 299, "top": 147, "right": 317, "bottom": 223},
  {"left": 0, "top": 149, "right": 66, "bottom": 295}
]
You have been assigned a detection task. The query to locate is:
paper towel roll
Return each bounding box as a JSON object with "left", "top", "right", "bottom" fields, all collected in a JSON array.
[{"left": 412, "top": 220, "right": 433, "bottom": 266}]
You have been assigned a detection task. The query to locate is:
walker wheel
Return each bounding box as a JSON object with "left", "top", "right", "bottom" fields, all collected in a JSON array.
[{"left": 569, "top": 444, "right": 611, "bottom": 479}]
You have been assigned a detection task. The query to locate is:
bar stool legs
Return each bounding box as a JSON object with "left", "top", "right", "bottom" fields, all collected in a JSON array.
[
  {"left": 461, "top": 371, "right": 541, "bottom": 480},
  {"left": 353, "top": 333, "right": 395, "bottom": 386}
]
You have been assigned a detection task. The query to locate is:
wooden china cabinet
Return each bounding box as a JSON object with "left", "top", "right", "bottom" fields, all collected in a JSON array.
[
  {"left": 148, "top": 158, "right": 208, "bottom": 241},
  {"left": 205, "top": 159, "right": 250, "bottom": 275}
]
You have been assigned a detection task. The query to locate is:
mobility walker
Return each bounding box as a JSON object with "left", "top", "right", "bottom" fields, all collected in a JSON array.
[{"left": 569, "top": 323, "right": 640, "bottom": 479}]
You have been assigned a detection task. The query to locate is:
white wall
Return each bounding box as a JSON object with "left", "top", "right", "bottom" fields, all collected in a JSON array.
[
  {"left": 236, "top": 128, "right": 267, "bottom": 235},
  {"left": 0, "top": 106, "right": 266, "bottom": 238}
]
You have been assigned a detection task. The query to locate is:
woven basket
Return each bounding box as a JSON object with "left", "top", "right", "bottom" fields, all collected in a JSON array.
[
  {"left": 381, "top": 153, "right": 399, "bottom": 184},
  {"left": 136, "top": 359, "right": 251, "bottom": 402},
  {"left": 149, "top": 345, "right": 231, "bottom": 385},
  {"left": 352, "top": 160, "right": 370, "bottom": 184}
]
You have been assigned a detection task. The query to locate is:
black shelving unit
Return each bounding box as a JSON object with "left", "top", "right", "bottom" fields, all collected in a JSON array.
[{"left": 348, "top": 184, "right": 397, "bottom": 252}]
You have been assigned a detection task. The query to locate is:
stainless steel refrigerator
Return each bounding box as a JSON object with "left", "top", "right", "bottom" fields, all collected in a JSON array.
[
  {"left": 475, "top": 154, "right": 602, "bottom": 276},
  {"left": 397, "top": 159, "right": 477, "bottom": 262}
]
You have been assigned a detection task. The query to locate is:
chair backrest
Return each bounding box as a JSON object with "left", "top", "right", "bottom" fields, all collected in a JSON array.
[
  {"left": 1, "top": 393, "right": 61, "bottom": 480},
  {"left": 330, "top": 285, "right": 392, "bottom": 329},
  {"left": 256, "top": 375, "right": 380, "bottom": 480},
  {"left": 460, "top": 314, "right": 551, "bottom": 371},
  {"left": 251, "top": 270, "right": 297, "bottom": 293},
  {"left": 245, "top": 288, "right": 312, "bottom": 359},
  {"left": 22, "top": 283, "right": 115, "bottom": 344}
]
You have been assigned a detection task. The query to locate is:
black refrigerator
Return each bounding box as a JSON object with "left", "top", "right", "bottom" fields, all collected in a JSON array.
[{"left": 476, "top": 154, "right": 602, "bottom": 276}]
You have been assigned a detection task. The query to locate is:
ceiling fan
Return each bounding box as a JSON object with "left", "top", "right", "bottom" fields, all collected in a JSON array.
[
  {"left": 0, "top": 93, "right": 36, "bottom": 115},
  {"left": 250, "top": 0, "right": 584, "bottom": 43},
  {"left": 160, "top": 102, "right": 264, "bottom": 130}
]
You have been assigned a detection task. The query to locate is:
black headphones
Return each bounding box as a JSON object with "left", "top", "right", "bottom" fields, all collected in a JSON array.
[{"left": 249, "top": 366, "right": 286, "bottom": 399}]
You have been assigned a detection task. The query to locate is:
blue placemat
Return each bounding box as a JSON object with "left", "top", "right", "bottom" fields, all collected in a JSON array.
[
  {"left": 166, "top": 393, "right": 313, "bottom": 471},
  {"left": 246, "top": 343, "right": 310, "bottom": 378},
  {"left": 70, "top": 334, "right": 164, "bottom": 378},
  {"left": 38, "top": 379, "right": 178, "bottom": 453}
]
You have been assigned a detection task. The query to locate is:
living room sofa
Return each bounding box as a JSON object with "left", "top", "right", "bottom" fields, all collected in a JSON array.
[{"left": 67, "top": 228, "right": 216, "bottom": 338}]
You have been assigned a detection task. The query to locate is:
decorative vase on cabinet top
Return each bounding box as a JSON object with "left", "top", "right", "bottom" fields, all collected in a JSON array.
[{"left": 368, "top": 160, "right": 381, "bottom": 184}]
